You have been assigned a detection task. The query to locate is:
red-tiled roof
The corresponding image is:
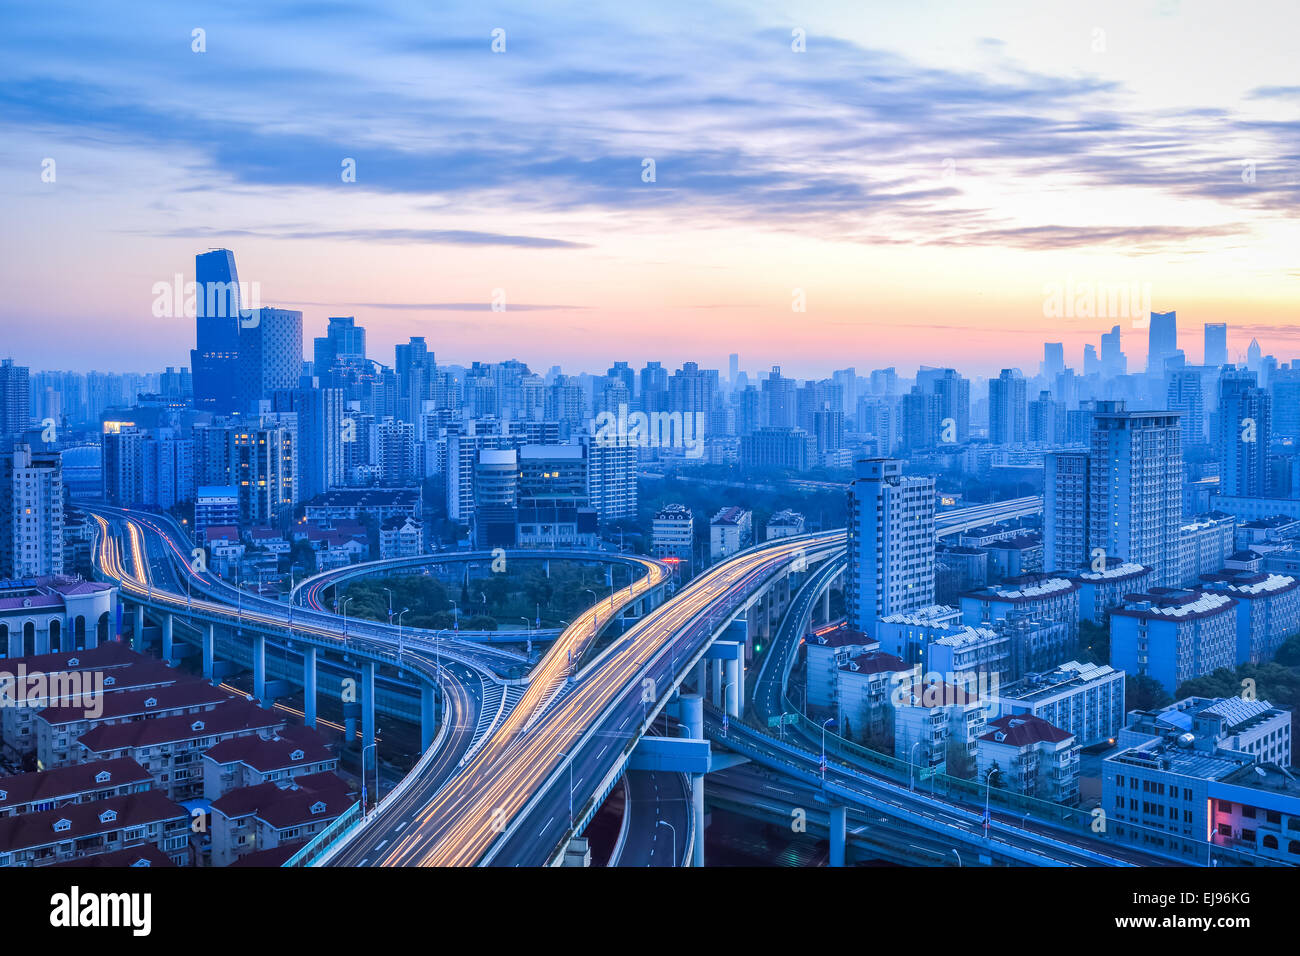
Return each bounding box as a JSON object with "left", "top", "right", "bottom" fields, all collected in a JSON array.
[
  {"left": 38, "top": 678, "right": 235, "bottom": 726},
  {"left": 0, "top": 758, "right": 152, "bottom": 809},
  {"left": 203, "top": 725, "right": 334, "bottom": 773},
  {"left": 979, "top": 714, "right": 1073, "bottom": 746},
  {"left": 0, "top": 790, "right": 187, "bottom": 853},
  {"left": 840, "top": 651, "right": 909, "bottom": 676},
  {"left": 49, "top": 842, "right": 176, "bottom": 868},
  {"left": 212, "top": 772, "right": 355, "bottom": 830},
  {"left": 76, "top": 699, "right": 283, "bottom": 754}
]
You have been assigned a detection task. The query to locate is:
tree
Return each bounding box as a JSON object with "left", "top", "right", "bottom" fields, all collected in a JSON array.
[
  {"left": 1127, "top": 674, "right": 1174, "bottom": 711},
  {"left": 945, "top": 739, "right": 976, "bottom": 780}
]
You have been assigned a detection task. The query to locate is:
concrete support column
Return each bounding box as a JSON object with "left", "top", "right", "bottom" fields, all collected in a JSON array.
[
  {"left": 724, "top": 658, "right": 740, "bottom": 718},
  {"left": 161, "top": 614, "right": 173, "bottom": 663},
  {"left": 252, "top": 633, "right": 267, "bottom": 707},
  {"left": 202, "top": 624, "right": 215, "bottom": 681},
  {"left": 829, "top": 805, "right": 847, "bottom": 867},
  {"left": 361, "top": 661, "right": 376, "bottom": 756},
  {"left": 693, "top": 660, "right": 707, "bottom": 696},
  {"left": 681, "top": 693, "right": 703, "bottom": 740},
  {"left": 132, "top": 604, "right": 144, "bottom": 652},
  {"left": 691, "top": 773, "right": 705, "bottom": 868},
  {"left": 711, "top": 659, "right": 723, "bottom": 708},
  {"left": 736, "top": 657, "right": 746, "bottom": 720},
  {"left": 822, "top": 589, "right": 831, "bottom": 624},
  {"left": 303, "top": 646, "right": 317, "bottom": 728},
  {"left": 420, "top": 682, "right": 436, "bottom": 753}
]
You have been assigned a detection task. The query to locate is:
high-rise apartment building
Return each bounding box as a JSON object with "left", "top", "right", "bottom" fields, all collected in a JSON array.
[
  {"left": 1, "top": 444, "right": 64, "bottom": 578},
  {"left": 988, "top": 369, "right": 1027, "bottom": 445},
  {"left": 1044, "top": 401, "right": 1183, "bottom": 586},
  {"left": 846, "top": 458, "right": 935, "bottom": 636},
  {"left": 0, "top": 359, "right": 32, "bottom": 442},
  {"left": 1216, "top": 368, "right": 1271, "bottom": 498}
]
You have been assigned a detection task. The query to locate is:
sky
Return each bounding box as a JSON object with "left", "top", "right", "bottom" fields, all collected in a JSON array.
[{"left": 1, "top": 0, "right": 1298, "bottom": 379}]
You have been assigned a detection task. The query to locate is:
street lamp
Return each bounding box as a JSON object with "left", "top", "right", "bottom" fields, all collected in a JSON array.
[
  {"left": 520, "top": 618, "right": 532, "bottom": 658},
  {"left": 952, "top": 849, "right": 961, "bottom": 867},
  {"left": 362, "top": 742, "right": 380, "bottom": 814},
  {"left": 383, "top": 587, "right": 394, "bottom": 624},
  {"left": 909, "top": 741, "right": 922, "bottom": 791},
  {"left": 821, "top": 717, "right": 836, "bottom": 782},
  {"left": 584, "top": 589, "right": 598, "bottom": 629},
  {"left": 397, "top": 608, "right": 409, "bottom": 658},
  {"left": 982, "top": 767, "right": 998, "bottom": 840},
  {"left": 340, "top": 596, "right": 353, "bottom": 637},
  {"left": 657, "top": 819, "right": 677, "bottom": 866}
]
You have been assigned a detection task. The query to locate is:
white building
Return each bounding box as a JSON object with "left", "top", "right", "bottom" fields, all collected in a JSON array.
[
  {"left": 991, "top": 659, "right": 1126, "bottom": 746},
  {"left": 765, "top": 509, "right": 806, "bottom": 540},
  {"left": 1, "top": 444, "right": 64, "bottom": 579},
  {"left": 892, "top": 676, "right": 987, "bottom": 776},
  {"left": 976, "top": 714, "right": 1080, "bottom": 803},
  {"left": 652, "top": 504, "right": 694, "bottom": 574},
  {"left": 709, "top": 507, "right": 752, "bottom": 562},
  {"left": 846, "top": 458, "right": 934, "bottom": 636}
]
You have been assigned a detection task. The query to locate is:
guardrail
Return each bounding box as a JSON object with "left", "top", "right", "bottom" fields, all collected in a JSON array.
[{"left": 283, "top": 801, "right": 363, "bottom": 867}]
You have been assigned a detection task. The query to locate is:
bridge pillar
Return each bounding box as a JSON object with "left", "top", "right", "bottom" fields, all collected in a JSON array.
[
  {"left": 724, "top": 658, "right": 740, "bottom": 719},
  {"left": 252, "top": 633, "right": 267, "bottom": 707},
  {"left": 822, "top": 589, "right": 831, "bottom": 624},
  {"left": 684, "top": 692, "right": 707, "bottom": 869},
  {"left": 361, "top": 660, "right": 376, "bottom": 756},
  {"left": 132, "top": 604, "right": 144, "bottom": 652},
  {"left": 829, "top": 805, "right": 847, "bottom": 867},
  {"left": 202, "top": 624, "right": 215, "bottom": 681},
  {"left": 161, "top": 614, "right": 173, "bottom": 663},
  {"left": 694, "top": 660, "right": 706, "bottom": 696},
  {"left": 711, "top": 659, "right": 722, "bottom": 708},
  {"left": 420, "top": 683, "right": 436, "bottom": 753},
  {"left": 303, "top": 646, "right": 317, "bottom": 728}
]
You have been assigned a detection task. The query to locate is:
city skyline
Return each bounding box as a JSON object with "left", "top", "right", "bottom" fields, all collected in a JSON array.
[{"left": 3, "top": 1, "right": 1299, "bottom": 375}]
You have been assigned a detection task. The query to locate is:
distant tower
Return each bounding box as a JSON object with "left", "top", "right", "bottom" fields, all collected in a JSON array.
[{"left": 1203, "top": 323, "right": 1228, "bottom": 367}]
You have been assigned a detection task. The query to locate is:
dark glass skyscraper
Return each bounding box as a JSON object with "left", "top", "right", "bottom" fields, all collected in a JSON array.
[{"left": 191, "top": 248, "right": 242, "bottom": 414}]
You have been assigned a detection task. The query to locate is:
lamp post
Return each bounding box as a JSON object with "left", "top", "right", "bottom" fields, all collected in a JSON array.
[
  {"left": 383, "top": 587, "right": 393, "bottom": 625},
  {"left": 821, "top": 717, "right": 836, "bottom": 782},
  {"left": 362, "top": 742, "right": 380, "bottom": 814},
  {"left": 952, "top": 849, "right": 961, "bottom": 867},
  {"left": 657, "top": 819, "right": 677, "bottom": 866},
  {"left": 340, "top": 596, "right": 352, "bottom": 637},
  {"left": 910, "top": 741, "right": 922, "bottom": 791},
  {"left": 397, "top": 608, "right": 409, "bottom": 658},
  {"left": 584, "top": 589, "right": 598, "bottom": 629}
]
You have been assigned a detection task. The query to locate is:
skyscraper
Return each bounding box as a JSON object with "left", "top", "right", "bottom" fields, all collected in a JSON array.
[
  {"left": 238, "top": 308, "right": 303, "bottom": 411},
  {"left": 1204, "top": 323, "right": 1228, "bottom": 367},
  {"left": 1147, "top": 310, "right": 1178, "bottom": 372},
  {"left": 1216, "top": 368, "right": 1271, "bottom": 498},
  {"left": 846, "top": 458, "right": 935, "bottom": 636},
  {"left": 1044, "top": 401, "right": 1182, "bottom": 586},
  {"left": 1166, "top": 369, "right": 1206, "bottom": 447},
  {"left": 0, "top": 359, "right": 31, "bottom": 443},
  {"left": 191, "top": 249, "right": 243, "bottom": 415},
  {"left": 1043, "top": 342, "right": 1065, "bottom": 380},
  {"left": 988, "top": 369, "right": 1027, "bottom": 445}
]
